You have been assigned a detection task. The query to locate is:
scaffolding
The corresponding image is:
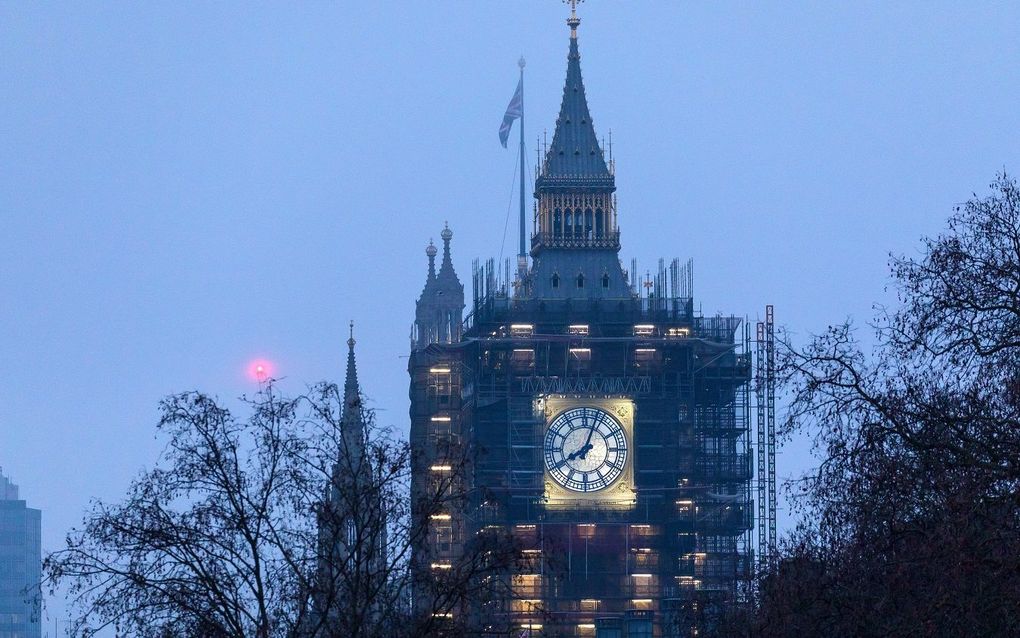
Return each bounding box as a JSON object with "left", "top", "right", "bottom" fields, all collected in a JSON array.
[
  {"left": 755, "top": 306, "right": 777, "bottom": 574},
  {"left": 416, "top": 259, "right": 753, "bottom": 636}
]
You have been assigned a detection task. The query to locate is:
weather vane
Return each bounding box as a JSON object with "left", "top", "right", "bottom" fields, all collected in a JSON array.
[{"left": 564, "top": 0, "right": 583, "bottom": 16}]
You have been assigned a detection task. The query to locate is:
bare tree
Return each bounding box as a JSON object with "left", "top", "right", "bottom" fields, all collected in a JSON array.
[
  {"left": 45, "top": 382, "right": 520, "bottom": 637},
  {"left": 750, "top": 174, "right": 1020, "bottom": 636}
]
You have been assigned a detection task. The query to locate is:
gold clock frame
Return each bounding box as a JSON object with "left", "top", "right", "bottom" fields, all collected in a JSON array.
[{"left": 541, "top": 395, "right": 636, "bottom": 509}]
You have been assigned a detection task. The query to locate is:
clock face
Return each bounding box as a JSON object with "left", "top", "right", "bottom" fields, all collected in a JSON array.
[{"left": 544, "top": 407, "right": 628, "bottom": 492}]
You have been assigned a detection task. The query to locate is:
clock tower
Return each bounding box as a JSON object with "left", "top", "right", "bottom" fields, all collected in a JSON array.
[{"left": 409, "top": 7, "right": 752, "bottom": 637}]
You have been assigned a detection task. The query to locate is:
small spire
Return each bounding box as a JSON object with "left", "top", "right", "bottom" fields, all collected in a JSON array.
[
  {"left": 341, "top": 321, "right": 366, "bottom": 463},
  {"left": 440, "top": 222, "right": 455, "bottom": 273},
  {"left": 343, "top": 321, "right": 360, "bottom": 422},
  {"left": 426, "top": 239, "right": 437, "bottom": 280}
]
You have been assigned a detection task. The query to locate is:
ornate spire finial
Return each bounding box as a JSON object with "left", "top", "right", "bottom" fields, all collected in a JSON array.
[
  {"left": 347, "top": 320, "right": 355, "bottom": 350},
  {"left": 441, "top": 221, "right": 452, "bottom": 243},
  {"left": 426, "top": 239, "right": 437, "bottom": 280},
  {"left": 518, "top": 56, "right": 526, "bottom": 70},
  {"left": 565, "top": 0, "right": 582, "bottom": 37}
]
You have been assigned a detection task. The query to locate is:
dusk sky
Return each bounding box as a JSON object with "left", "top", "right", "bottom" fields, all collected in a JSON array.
[{"left": 3, "top": 1, "right": 1020, "bottom": 624}]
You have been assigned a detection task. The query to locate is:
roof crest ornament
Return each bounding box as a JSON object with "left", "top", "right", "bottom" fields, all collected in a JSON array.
[{"left": 565, "top": 0, "right": 582, "bottom": 38}]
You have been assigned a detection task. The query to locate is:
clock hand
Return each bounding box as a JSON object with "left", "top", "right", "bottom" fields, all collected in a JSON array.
[
  {"left": 566, "top": 443, "right": 593, "bottom": 461},
  {"left": 575, "top": 419, "right": 599, "bottom": 459}
]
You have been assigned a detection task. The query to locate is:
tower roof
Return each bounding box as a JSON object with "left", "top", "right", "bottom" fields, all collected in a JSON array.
[
  {"left": 537, "top": 17, "right": 614, "bottom": 191},
  {"left": 341, "top": 322, "right": 365, "bottom": 456}
]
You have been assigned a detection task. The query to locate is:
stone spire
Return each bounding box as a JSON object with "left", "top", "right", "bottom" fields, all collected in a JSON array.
[
  {"left": 537, "top": 9, "right": 614, "bottom": 190},
  {"left": 342, "top": 321, "right": 365, "bottom": 458}
]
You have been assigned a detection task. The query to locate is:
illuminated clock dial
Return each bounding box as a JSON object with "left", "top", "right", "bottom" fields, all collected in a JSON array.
[{"left": 544, "top": 407, "right": 628, "bottom": 492}]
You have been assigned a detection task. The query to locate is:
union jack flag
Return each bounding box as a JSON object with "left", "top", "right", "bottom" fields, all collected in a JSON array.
[{"left": 499, "top": 77, "right": 523, "bottom": 148}]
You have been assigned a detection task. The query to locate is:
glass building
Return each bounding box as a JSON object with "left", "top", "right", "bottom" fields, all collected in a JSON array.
[{"left": 0, "top": 470, "right": 42, "bottom": 638}]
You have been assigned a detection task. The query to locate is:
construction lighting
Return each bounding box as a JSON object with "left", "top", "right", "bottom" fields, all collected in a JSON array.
[
  {"left": 568, "top": 324, "right": 590, "bottom": 335},
  {"left": 510, "top": 324, "right": 535, "bottom": 337},
  {"left": 430, "top": 514, "right": 451, "bottom": 520},
  {"left": 634, "top": 348, "right": 657, "bottom": 353},
  {"left": 631, "top": 573, "right": 653, "bottom": 578},
  {"left": 430, "top": 465, "right": 452, "bottom": 471},
  {"left": 430, "top": 416, "right": 451, "bottom": 422},
  {"left": 430, "top": 563, "right": 452, "bottom": 570},
  {"left": 429, "top": 366, "right": 451, "bottom": 373}
]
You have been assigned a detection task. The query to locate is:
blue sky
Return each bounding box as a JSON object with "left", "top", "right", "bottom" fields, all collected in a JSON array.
[{"left": 2, "top": 1, "right": 1019, "bottom": 625}]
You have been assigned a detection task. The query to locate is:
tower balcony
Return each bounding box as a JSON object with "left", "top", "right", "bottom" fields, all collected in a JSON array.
[{"left": 531, "top": 230, "right": 621, "bottom": 252}]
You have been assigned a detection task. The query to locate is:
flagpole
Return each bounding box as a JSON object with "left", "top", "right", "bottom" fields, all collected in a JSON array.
[{"left": 517, "top": 56, "right": 527, "bottom": 279}]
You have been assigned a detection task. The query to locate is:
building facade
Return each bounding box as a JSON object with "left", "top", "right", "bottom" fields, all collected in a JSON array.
[
  {"left": 409, "top": 13, "right": 752, "bottom": 637},
  {"left": 0, "top": 470, "right": 42, "bottom": 638}
]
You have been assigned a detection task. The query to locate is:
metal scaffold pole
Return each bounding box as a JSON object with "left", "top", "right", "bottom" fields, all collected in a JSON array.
[
  {"left": 756, "top": 321, "right": 767, "bottom": 574},
  {"left": 766, "top": 305, "right": 777, "bottom": 559},
  {"left": 755, "top": 305, "right": 778, "bottom": 573}
]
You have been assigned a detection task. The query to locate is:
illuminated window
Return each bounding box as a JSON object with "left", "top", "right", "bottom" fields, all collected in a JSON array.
[
  {"left": 510, "top": 323, "right": 534, "bottom": 337},
  {"left": 633, "top": 324, "right": 655, "bottom": 336},
  {"left": 511, "top": 348, "right": 536, "bottom": 370},
  {"left": 634, "top": 348, "right": 657, "bottom": 367},
  {"left": 580, "top": 599, "right": 600, "bottom": 612}
]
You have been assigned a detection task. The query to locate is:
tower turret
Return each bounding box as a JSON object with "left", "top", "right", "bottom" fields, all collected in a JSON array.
[{"left": 413, "top": 224, "right": 465, "bottom": 349}]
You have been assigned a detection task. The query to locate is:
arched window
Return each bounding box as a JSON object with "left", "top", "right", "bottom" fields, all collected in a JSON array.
[
  {"left": 595, "top": 208, "right": 604, "bottom": 237},
  {"left": 585, "top": 208, "right": 593, "bottom": 238},
  {"left": 551, "top": 273, "right": 560, "bottom": 288},
  {"left": 553, "top": 209, "right": 562, "bottom": 237},
  {"left": 564, "top": 209, "right": 573, "bottom": 236},
  {"left": 602, "top": 273, "right": 610, "bottom": 289},
  {"left": 576, "top": 273, "right": 585, "bottom": 288}
]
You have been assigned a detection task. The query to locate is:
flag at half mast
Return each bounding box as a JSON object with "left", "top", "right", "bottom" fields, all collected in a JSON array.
[{"left": 498, "top": 77, "right": 523, "bottom": 148}]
